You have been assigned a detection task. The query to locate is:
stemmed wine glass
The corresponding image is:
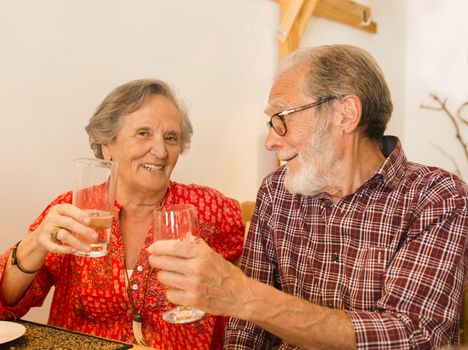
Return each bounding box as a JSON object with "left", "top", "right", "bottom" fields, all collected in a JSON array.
[{"left": 153, "top": 204, "right": 205, "bottom": 324}]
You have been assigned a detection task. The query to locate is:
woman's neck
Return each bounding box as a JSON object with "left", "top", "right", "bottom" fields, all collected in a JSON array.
[
  {"left": 117, "top": 186, "right": 168, "bottom": 267},
  {"left": 116, "top": 184, "right": 167, "bottom": 212}
]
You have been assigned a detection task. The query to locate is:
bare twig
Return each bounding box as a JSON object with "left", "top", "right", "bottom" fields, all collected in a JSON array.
[
  {"left": 457, "top": 101, "right": 468, "bottom": 125},
  {"left": 430, "top": 141, "right": 462, "bottom": 177},
  {"left": 421, "top": 93, "right": 468, "bottom": 160}
]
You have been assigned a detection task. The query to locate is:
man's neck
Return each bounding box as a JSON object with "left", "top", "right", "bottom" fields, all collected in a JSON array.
[{"left": 325, "top": 136, "right": 385, "bottom": 203}]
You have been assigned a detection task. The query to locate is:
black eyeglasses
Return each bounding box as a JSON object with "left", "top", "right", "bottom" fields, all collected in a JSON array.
[{"left": 267, "top": 96, "right": 337, "bottom": 136}]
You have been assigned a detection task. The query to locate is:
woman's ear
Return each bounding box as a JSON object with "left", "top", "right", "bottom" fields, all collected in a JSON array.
[
  {"left": 101, "top": 143, "right": 112, "bottom": 161},
  {"left": 338, "top": 95, "right": 362, "bottom": 134}
]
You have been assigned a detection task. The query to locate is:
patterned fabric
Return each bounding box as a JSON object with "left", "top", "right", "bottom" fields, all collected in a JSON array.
[
  {"left": 224, "top": 136, "right": 468, "bottom": 349},
  {"left": 0, "top": 181, "right": 244, "bottom": 350}
]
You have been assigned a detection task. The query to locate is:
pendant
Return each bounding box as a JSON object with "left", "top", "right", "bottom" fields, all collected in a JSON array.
[{"left": 132, "top": 312, "right": 149, "bottom": 347}]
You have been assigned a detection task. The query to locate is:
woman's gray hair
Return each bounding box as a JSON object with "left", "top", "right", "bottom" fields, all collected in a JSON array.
[
  {"left": 85, "top": 79, "right": 193, "bottom": 159},
  {"left": 277, "top": 44, "right": 393, "bottom": 141}
]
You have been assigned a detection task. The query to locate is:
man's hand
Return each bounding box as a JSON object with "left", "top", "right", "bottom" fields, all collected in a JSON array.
[{"left": 147, "top": 239, "right": 247, "bottom": 317}]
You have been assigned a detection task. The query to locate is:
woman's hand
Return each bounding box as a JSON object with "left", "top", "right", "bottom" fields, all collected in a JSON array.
[
  {"left": 1, "top": 204, "right": 98, "bottom": 306},
  {"left": 33, "top": 203, "right": 97, "bottom": 255},
  {"left": 147, "top": 239, "right": 247, "bottom": 317}
]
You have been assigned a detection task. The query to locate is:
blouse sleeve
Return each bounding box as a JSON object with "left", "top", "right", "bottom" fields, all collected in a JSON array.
[
  {"left": 0, "top": 191, "right": 72, "bottom": 320},
  {"left": 206, "top": 189, "right": 245, "bottom": 261},
  {"left": 168, "top": 183, "right": 245, "bottom": 262}
]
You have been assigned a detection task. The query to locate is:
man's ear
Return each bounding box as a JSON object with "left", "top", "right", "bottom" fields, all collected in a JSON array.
[{"left": 337, "top": 95, "right": 362, "bottom": 134}]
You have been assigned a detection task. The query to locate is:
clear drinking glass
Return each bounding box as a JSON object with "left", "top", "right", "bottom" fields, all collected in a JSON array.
[
  {"left": 153, "top": 204, "right": 205, "bottom": 323},
  {"left": 72, "top": 158, "right": 118, "bottom": 257}
]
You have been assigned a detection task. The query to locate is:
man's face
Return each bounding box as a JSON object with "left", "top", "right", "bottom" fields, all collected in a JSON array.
[{"left": 265, "top": 66, "right": 343, "bottom": 196}]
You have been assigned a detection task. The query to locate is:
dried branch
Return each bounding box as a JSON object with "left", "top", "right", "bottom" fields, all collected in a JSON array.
[
  {"left": 457, "top": 101, "right": 468, "bottom": 125},
  {"left": 430, "top": 141, "right": 462, "bottom": 178},
  {"left": 420, "top": 93, "right": 468, "bottom": 160}
]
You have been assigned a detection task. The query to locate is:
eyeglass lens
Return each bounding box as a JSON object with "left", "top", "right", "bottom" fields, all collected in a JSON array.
[{"left": 271, "top": 115, "right": 286, "bottom": 136}]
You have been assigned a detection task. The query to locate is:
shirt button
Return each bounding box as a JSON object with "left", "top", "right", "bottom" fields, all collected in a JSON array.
[
  {"left": 132, "top": 284, "right": 138, "bottom": 291},
  {"left": 331, "top": 253, "right": 339, "bottom": 262},
  {"left": 136, "top": 265, "right": 143, "bottom": 272}
]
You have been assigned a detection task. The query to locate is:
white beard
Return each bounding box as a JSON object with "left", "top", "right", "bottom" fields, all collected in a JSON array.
[{"left": 283, "top": 122, "right": 342, "bottom": 196}]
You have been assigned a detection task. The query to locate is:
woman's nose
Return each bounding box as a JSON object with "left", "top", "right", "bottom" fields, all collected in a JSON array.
[{"left": 150, "top": 138, "right": 168, "bottom": 159}]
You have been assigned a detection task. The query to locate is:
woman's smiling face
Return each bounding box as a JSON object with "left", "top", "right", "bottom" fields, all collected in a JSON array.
[{"left": 102, "top": 94, "right": 181, "bottom": 198}]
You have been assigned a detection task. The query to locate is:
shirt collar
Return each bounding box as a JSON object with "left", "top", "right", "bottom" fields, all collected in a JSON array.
[
  {"left": 374, "top": 135, "right": 407, "bottom": 189},
  {"left": 113, "top": 181, "right": 175, "bottom": 223}
]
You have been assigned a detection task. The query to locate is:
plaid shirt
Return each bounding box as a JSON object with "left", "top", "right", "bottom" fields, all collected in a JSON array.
[{"left": 225, "top": 136, "right": 468, "bottom": 349}]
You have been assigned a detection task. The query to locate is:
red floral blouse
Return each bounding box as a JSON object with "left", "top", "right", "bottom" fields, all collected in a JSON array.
[{"left": 0, "top": 181, "right": 245, "bottom": 349}]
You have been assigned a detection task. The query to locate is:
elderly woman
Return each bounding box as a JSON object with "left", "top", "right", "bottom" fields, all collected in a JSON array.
[{"left": 0, "top": 79, "right": 244, "bottom": 349}]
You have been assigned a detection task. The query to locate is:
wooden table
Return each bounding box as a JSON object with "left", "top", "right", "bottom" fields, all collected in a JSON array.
[{"left": 2, "top": 320, "right": 155, "bottom": 349}]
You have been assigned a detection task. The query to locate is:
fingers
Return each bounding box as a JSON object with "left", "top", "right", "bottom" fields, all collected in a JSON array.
[
  {"left": 155, "top": 250, "right": 243, "bottom": 316},
  {"left": 43, "top": 228, "right": 77, "bottom": 254},
  {"left": 165, "top": 287, "right": 195, "bottom": 308},
  {"left": 54, "top": 203, "right": 91, "bottom": 226},
  {"left": 36, "top": 204, "right": 98, "bottom": 254},
  {"left": 53, "top": 227, "right": 95, "bottom": 254},
  {"left": 158, "top": 269, "right": 188, "bottom": 291},
  {"left": 147, "top": 240, "right": 210, "bottom": 277},
  {"left": 149, "top": 254, "right": 187, "bottom": 274},
  {"left": 147, "top": 238, "right": 206, "bottom": 259},
  {"left": 158, "top": 268, "right": 208, "bottom": 310}
]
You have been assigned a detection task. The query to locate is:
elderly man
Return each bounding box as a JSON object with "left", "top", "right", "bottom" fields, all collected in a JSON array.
[{"left": 148, "top": 44, "right": 468, "bottom": 349}]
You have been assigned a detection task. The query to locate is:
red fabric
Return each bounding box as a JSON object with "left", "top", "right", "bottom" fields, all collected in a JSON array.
[{"left": 0, "top": 181, "right": 244, "bottom": 349}]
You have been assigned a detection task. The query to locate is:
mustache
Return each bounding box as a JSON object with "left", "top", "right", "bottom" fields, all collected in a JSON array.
[{"left": 276, "top": 150, "right": 299, "bottom": 161}]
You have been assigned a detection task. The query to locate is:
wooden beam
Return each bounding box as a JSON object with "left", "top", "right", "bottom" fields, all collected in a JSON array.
[
  {"left": 313, "top": 0, "right": 377, "bottom": 33},
  {"left": 278, "top": 0, "right": 301, "bottom": 59},
  {"left": 278, "top": 0, "right": 320, "bottom": 58},
  {"left": 297, "top": 0, "right": 320, "bottom": 39},
  {"left": 270, "top": 0, "right": 377, "bottom": 34},
  {"left": 276, "top": 0, "right": 305, "bottom": 42}
]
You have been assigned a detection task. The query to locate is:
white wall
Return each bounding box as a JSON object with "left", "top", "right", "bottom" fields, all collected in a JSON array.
[
  {"left": 0, "top": 0, "right": 278, "bottom": 323},
  {"left": 405, "top": 0, "right": 468, "bottom": 180},
  {"left": 0, "top": 0, "right": 410, "bottom": 323},
  {"left": 300, "top": 0, "right": 407, "bottom": 140},
  {"left": 0, "top": 0, "right": 278, "bottom": 245}
]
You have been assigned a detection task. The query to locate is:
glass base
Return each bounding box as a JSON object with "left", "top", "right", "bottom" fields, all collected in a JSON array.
[
  {"left": 74, "top": 243, "right": 108, "bottom": 258},
  {"left": 162, "top": 306, "right": 205, "bottom": 324}
]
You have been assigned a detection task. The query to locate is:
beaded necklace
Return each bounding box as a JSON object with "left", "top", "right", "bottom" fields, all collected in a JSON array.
[{"left": 124, "top": 257, "right": 153, "bottom": 347}]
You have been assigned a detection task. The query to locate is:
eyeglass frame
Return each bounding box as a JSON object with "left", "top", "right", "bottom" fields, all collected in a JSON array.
[{"left": 266, "top": 96, "right": 337, "bottom": 136}]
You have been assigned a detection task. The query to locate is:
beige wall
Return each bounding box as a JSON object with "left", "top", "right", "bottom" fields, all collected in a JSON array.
[
  {"left": 404, "top": 0, "right": 468, "bottom": 180},
  {"left": 1, "top": 0, "right": 414, "bottom": 323}
]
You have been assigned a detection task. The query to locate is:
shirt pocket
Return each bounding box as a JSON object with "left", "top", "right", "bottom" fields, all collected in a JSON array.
[{"left": 345, "top": 246, "right": 391, "bottom": 310}]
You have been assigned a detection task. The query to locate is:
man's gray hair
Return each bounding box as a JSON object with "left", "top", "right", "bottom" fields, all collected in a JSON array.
[{"left": 277, "top": 44, "right": 393, "bottom": 141}]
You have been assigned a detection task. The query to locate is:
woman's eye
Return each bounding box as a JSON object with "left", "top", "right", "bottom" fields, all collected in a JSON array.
[
  {"left": 165, "top": 134, "right": 180, "bottom": 144},
  {"left": 137, "top": 130, "right": 150, "bottom": 137}
]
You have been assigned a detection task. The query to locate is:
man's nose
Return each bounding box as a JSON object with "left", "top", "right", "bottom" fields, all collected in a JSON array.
[{"left": 264, "top": 127, "right": 283, "bottom": 152}]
